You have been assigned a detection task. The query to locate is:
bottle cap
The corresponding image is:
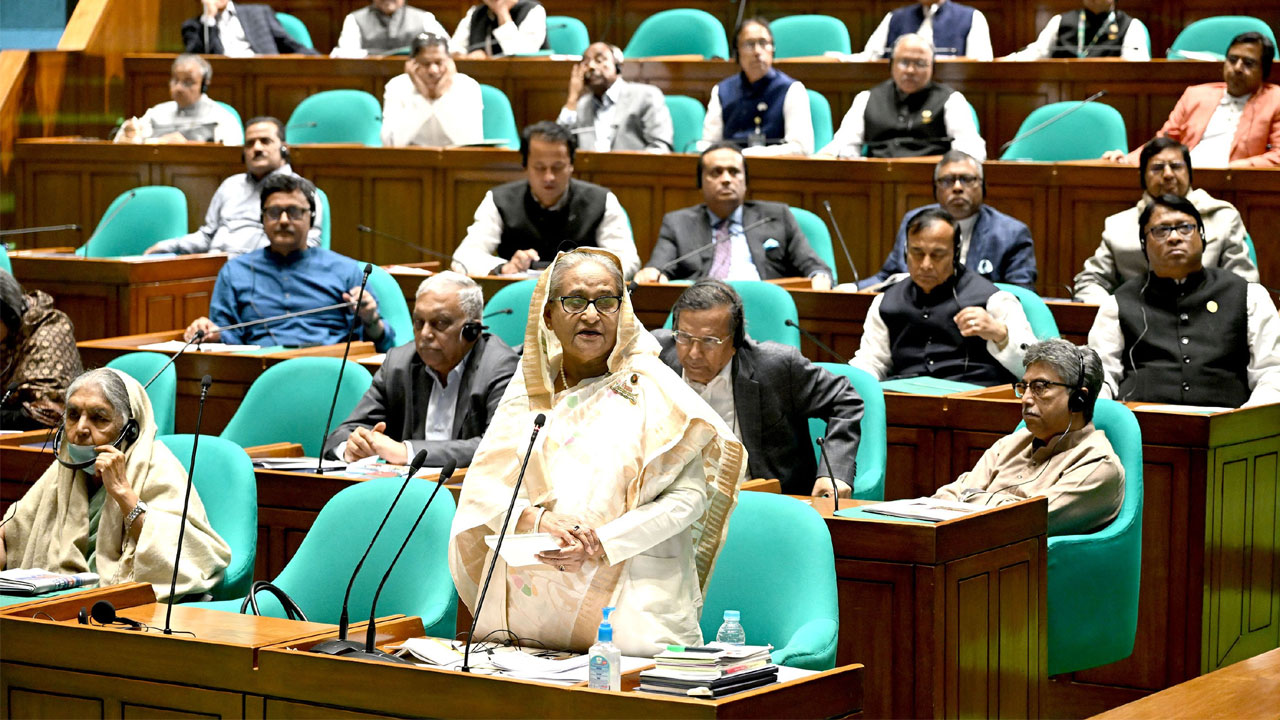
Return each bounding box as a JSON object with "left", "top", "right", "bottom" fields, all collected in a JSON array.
[
  {"left": 598, "top": 606, "right": 615, "bottom": 642},
  {"left": 724, "top": 610, "right": 740, "bottom": 621}
]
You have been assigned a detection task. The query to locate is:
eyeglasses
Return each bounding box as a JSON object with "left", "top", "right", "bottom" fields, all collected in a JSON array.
[
  {"left": 1145, "top": 222, "right": 1197, "bottom": 241},
  {"left": 263, "top": 206, "right": 309, "bottom": 221},
  {"left": 673, "top": 330, "right": 730, "bottom": 347},
  {"left": 556, "top": 295, "right": 622, "bottom": 314},
  {"left": 739, "top": 39, "right": 774, "bottom": 51},
  {"left": 934, "top": 174, "right": 980, "bottom": 188},
  {"left": 1012, "top": 379, "right": 1073, "bottom": 398},
  {"left": 1147, "top": 161, "right": 1187, "bottom": 174},
  {"left": 894, "top": 58, "right": 930, "bottom": 70}
]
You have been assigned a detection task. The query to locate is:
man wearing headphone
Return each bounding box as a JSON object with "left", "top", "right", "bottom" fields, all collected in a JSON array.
[
  {"left": 932, "top": 339, "right": 1125, "bottom": 537},
  {"left": 114, "top": 54, "right": 243, "bottom": 145},
  {"left": 1087, "top": 193, "right": 1280, "bottom": 408},
  {"left": 146, "top": 116, "right": 323, "bottom": 256},
  {"left": 323, "top": 272, "right": 518, "bottom": 467},
  {"left": 558, "top": 42, "right": 673, "bottom": 153},
  {"left": 850, "top": 207, "right": 1036, "bottom": 385},
  {"left": 654, "top": 280, "right": 865, "bottom": 498}
]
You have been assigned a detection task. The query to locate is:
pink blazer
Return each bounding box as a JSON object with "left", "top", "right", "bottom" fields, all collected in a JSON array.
[{"left": 1130, "top": 82, "right": 1280, "bottom": 167}]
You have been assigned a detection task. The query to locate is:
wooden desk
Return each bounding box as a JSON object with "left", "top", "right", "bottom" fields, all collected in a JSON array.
[
  {"left": 1090, "top": 647, "right": 1280, "bottom": 720},
  {"left": 7, "top": 249, "right": 225, "bottom": 340}
]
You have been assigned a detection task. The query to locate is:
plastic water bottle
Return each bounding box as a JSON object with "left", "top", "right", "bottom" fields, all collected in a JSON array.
[
  {"left": 588, "top": 606, "right": 621, "bottom": 691},
  {"left": 715, "top": 609, "right": 746, "bottom": 645}
]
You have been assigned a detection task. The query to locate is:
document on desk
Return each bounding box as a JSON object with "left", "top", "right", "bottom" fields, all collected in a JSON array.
[
  {"left": 1132, "top": 404, "right": 1231, "bottom": 415},
  {"left": 861, "top": 498, "right": 983, "bottom": 522},
  {"left": 483, "top": 533, "right": 561, "bottom": 567},
  {"left": 138, "top": 340, "right": 261, "bottom": 353},
  {"left": 252, "top": 457, "right": 347, "bottom": 472}
]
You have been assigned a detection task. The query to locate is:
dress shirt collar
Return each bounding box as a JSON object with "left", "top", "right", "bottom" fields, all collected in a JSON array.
[
  {"left": 222, "top": 1, "right": 237, "bottom": 18},
  {"left": 705, "top": 204, "right": 744, "bottom": 229},
  {"left": 957, "top": 213, "right": 978, "bottom": 238},
  {"left": 1222, "top": 91, "right": 1251, "bottom": 106},
  {"left": 684, "top": 354, "right": 734, "bottom": 393},
  {"left": 263, "top": 245, "right": 309, "bottom": 265},
  {"left": 1145, "top": 268, "right": 1207, "bottom": 296},
  {"left": 426, "top": 347, "right": 472, "bottom": 387},
  {"left": 596, "top": 77, "right": 626, "bottom": 109},
  {"left": 1028, "top": 421, "right": 1095, "bottom": 461}
]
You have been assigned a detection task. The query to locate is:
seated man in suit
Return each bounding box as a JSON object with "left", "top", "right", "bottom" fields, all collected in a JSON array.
[
  {"left": 861, "top": 150, "right": 1036, "bottom": 290},
  {"left": 113, "top": 54, "right": 243, "bottom": 146},
  {"left": 558, "top": 42, "right": 673, "bottom": 153},
  {"left": 933, "top": 340, "right": 1125, "bottom": 536},
  {"left": 1074, "top": 138, "right": 1257, "bottom": 302},
  {"left": 1087, "top": 193, "right": 1280, "bottom": 407},
  {"left": 450, "top": 0, "right": 548, "bottom": 58},
  {"left": 850, "top": 207, "right": 1036, "bottom": 385},
  {"left": 858, "top": 0, "right": 993, "bottom": 60},
  {"left": 182, "top": 0, "right": 317, "bottom": 56},
  {"left": 655, "top": 280, "right": 864, "bottom": 498},
  {"left": 634, "top": 143, "right": 833, "bottom": 289},
  {"left": 1104, "top": 32, "right": 1280, "bottom": 167},
  {"left": 380, "top": 32, "right": 484, "bottom": 147},
  {"left": 1004, "top": 0, "right": 1150, "bottom": 60},
  {"left": 820, "top": 34, "right": 986, "bottom": 160},
  {"left": 324, "top": 272, "right": 519, "bottom": 466},
  {"left": 453, "top": 121, "right": 640, "bottom": 278},
  {"left": 335, "top": 0, "right": 451, "bottom": 57},
  {"left": 183, "top": 174, "right": 396, "bottom": 352}
]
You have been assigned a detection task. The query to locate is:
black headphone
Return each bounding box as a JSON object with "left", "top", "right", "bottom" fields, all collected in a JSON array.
[
  {"left": 1068, "top": 347, "right": 1089, "bottom": 412},
  {"left": 951, "top": 221, "right": 962, "bottom": 270},
  {"left": 460, "top": 321, "right": 483, "bottom": 343},
  {"left": 53, "top": 418, "right": 140, "bottom": 471},
  {"left": 78, "top": 600, "right": 143, "bottom": 630}
]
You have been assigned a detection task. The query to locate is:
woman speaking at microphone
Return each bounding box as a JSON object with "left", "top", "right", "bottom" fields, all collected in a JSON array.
[
  {"left": 0, "top": 368, "right": 229, "bottom": 601},
  {"left": 449, "top": 248, "right": 746, "bottom": 657}
]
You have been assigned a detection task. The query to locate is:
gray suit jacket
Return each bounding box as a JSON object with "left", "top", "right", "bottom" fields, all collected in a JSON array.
[
  {"left": 646, "top": 200, "right": 832, "bottom": 281},
  {"left": 570, "top": 80, "right": 673, "bottom": 153},
  {"left": 323, "top": 333, "right": 519, "bottom": 467},
  {"left": 656, "top": 332, "right": 863, "bottom": 495},
  {"left": 182, "top": 4, "right": 318, "bottom": 55}
]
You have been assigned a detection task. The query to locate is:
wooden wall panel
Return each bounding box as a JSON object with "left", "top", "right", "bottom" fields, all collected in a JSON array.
[{"left": 836, "top": 558, "right": 918, "bottom": 720}]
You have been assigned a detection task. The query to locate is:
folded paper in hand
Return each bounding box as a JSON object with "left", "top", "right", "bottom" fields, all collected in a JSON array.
[{"left": 483, "top": 532, "right": 561, "bottom": 567}]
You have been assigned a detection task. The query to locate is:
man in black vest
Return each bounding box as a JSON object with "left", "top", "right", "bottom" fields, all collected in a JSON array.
[
  {"left": 850, "top": 207, "right": 1035, "bottom": 385},
  {"left": 1087, "top": 194, "right": 1280, "bottom": 407},
  {"left": 450, "top": 0, "right": 548, "bottom": 58},
  {"left": 453, "top": 121, "right": 640, "bottom": 278},
  {"left": 1005, "top": 0, "right": 1150, "bottom": 60}
]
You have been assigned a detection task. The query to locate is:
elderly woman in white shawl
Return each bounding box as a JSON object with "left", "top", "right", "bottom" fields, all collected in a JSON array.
[
  {"left": 1, "top": 368, "right": 230, "bottom": 601},
  {"left": 449, "top": 248, "right": 747, "bottom": 657}
]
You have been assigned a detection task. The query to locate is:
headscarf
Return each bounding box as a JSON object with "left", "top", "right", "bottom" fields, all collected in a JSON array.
[{"left": 0, "top": 270, "right": 83, "bottom": 427}]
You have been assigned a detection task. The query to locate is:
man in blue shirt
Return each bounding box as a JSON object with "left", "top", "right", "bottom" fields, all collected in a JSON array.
[{"left": 184, "top": 174, "right": 395, "bottom": 351}]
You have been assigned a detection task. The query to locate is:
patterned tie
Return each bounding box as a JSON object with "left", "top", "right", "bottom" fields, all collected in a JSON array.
[{"left": 707, "top": 218, "right": 732, "bottom": 279}]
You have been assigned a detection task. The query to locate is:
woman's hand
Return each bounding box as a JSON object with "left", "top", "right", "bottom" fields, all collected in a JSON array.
[
  {"left": 536, "top": 511, "right": 603, "bottom": 572},
  {"left": 97, "top": 445, "right": 140, "bottom": 521}
]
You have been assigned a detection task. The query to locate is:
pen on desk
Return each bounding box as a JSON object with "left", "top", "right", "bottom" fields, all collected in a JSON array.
[{"left": 666, "top": 645, "right": 721, "bottom": 652}]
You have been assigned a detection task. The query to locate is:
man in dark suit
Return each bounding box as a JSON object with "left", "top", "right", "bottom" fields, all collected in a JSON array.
[
  {"left": 655, "top": 280, "right": 864, "bottom": 497},
  {"left": 558, "top": 42, "right": 673, "bottom": 153},
  {"left": 634, "top": 143, "right": 833, "bottom": 289},
  {"left": 182, "top": 0, "right": 318, "bottom": 56},
  {"left": 323, "top": 272, "right": 519, "bottom": 468}
]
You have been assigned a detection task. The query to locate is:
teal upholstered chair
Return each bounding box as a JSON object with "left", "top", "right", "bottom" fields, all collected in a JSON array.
[
  {"left": 624, "top": 9, "right": 729, "bottom": 59},
  {"left": 106, "top": 352, "right": 176, "bottom": 436},
  {"left": 1167, "top": 16, "right": 1277, "bottom": 60},
  {"left": 771, "top": 15, "right": 851, "bottom": 58},
  {"left": 78, "top": 187, "right": 187, "bottom": 257},
  {"left": 1000, "top": 101, "right": 1127, "bottom": 161},
  {"left": 215, "top": 101, "right": 243, "bottom": 135},
  {"left": 664, "top": 94, "right": 706, "bottom": 153},
  {"left": 366, "top": 264, "right": 413, "bottom": 347},
  {"left": 315, "top": 186, "right": 331, "bottom": 250},
  {"left": 1244, "top": 233, "right": 1257, "bottom": 266},
  {"left": 1047, "top": 398, "right": 1144, "bottom": 675},
  {"left": 287, "top": 90, "right": 382, "bottom": 146},
  {"left": 274, "top": 12, "right": 315, "bottom": 49},
  {"left": 807, "top": 90, "right": 834, "bottom": 152},
  {"left": 702, "top": 493, "right": 839, "bottom": 669},
  {"left": 0, "top": 245, "right": 10, "bottom": 274},
  {"left": 662, "top": 280, "right": 801, "bottom": 349},
  {"left": 479, "top": 84, "right": 520, "bottom": 150},
  {"left": 789, "top": 207, "right": 837, "bottom": 283},
  {"left": 483, "top": 278, "right": 538, "bottom": 349},
  {"left": 219, "top": 357, "right": 373, "bottom": 456},
  {"left": 995, "top": 282, "right": 1060, "bottom": 341},
  {"left": 188, "top": 476, "right": 457, "bottom": 639},
  {"left": 811, "top": 363, "right": 886, "bottom": 500},
  {"left": 157, "top": 435, "right": 257, "bottom": 601},
  {"left": 546, "top": 15, "right": 590, "bottom": 55}
]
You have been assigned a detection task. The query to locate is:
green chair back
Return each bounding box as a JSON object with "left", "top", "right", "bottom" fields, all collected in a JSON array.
[
  {"left": 483, "top": 278, "right": 538, "bottom": 349},
  {"left": 78, "top": 187, "right": 188, "bottom": 257},
  {"left": 0, "top": 246, "right": 9, "bottom": 273},
  {"left": 188, "top": 475, "right": 458, "bottom": 639},
  {"left": 771, "top": 15, "right": 851, "bottom": 58},
  {"left": 215, "top": 100, "right": 243, "bottom": 133},
  {"left": 479, "top": 84, "right": 520, "bottom": 150},
  {"left": 1046, "top": 398, "right": 1144, "bottom": 675},
  {"left": 995, "top": 282, "right": 1059, "bottom": 341},
  {"left": 315, "top": 185, "right": 331, "bottom": 250},
  {"left": 811, "top": 363, "right": 885, "bottom": 500},
  {"left": 1167, "top": 16, "right": 1278, "bottom": 60},
  {"left": 1244, "top": 233, "right": 1257, "bottom": 266},
  {"left": 274, "top": 12, "right": 314, "bottom": 49},
  {"left": 702, "top": 493, "right": 838, "bottom": 669},
  {"left": 662, "top": 280, "right": 800, "bottom": 349},
  {"left": 789, "top": 207, "right": 837, "bottom": 283},
  {"left": 367, "top": 264, "right": 413, "bottom": 346},
  {"left": 105, "top": 352, "right": 176, "bottom": 436},
  {"left": 219, "top": 357, "right": 373, "bottom": 456},
  {"left": 287, "top": 90, "right": 382, "bottom": 146},
  {"left": 1000, "top": 101, "right": 1127, "bottom": 161},
  {"left": 624, "top": 9, "right": 729, "bottom": 59},
  {"left": 806, "top": 90, "right": 834, "bottom": 151},
  {"left": 157, "top": 434, "right": 258, "bottom": 600},
  {"left": 546, "top": 15, "right": 590, "bottom": 55},
  {"left": 664, "top": 94, "right": 706, "bottom": 153}
]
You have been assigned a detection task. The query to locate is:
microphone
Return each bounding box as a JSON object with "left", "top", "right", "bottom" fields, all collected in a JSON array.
[
  {"left": 145, "top": 330, "right": 204, "bottom": 389},
  {"left": 309, "top": 448, "right": 430, "bottom": 657},
  {"left": 316, "top": 263, "right": 371, "bottom": 476},
  {"left": 1060, "top": 284, "right": 1082, "bottom": 303},
  {"left": 784, "top": 319, "right": 848, "bottom": 364},
  {"left": 208, "top": 302, "right": 355, "bottom": 337},
  {"left": 482, "top": 307, "right": 514, "bottom": 320},
  {"left": 816, "top": 436, "right": 840, "bottom": 512},
  {"left": 999, "top": 90, "right": 1108, "bottom": 156},
  {"left": 0, "top": 223, "right": 80, "bottom": 238},
  {"left": 822, "top": 201, "right": 861, "bottom": 286},
  {"left": 357, "top": 224, "right": 470, "bottom": 275},
  {"left": 286, "top": 121, "right": 319, "bottom": 131},
  {"left": 356, "top": 455, "right": 455, "bottom": 664},
  {"left": 163, "top": 374, "right": 212, "bottom": 634},
  {"left": 79, "top": 191, "right": 137, "bottom": 256},
  {"left": 462, "top": 413, "right": 546, "bottom": 673},
  {"left": 0, "top": 382, "right": 19, "bottom": 406}
]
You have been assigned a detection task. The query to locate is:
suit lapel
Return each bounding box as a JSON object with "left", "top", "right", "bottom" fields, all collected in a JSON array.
[
  {"left": 408, "top": 354, "right": 431, "bottom": 438},
  {"left": 732, "top": 349, "right": 763, "bottom": 467},
  {"left": 451, "top": 340, "right": 483, "bottom": 436},
  {"left": 742, "top": 203, "right": 771, "bottom": 273},
  {"left": 692, "top": 206, "right": 716, "bottom": 275}
]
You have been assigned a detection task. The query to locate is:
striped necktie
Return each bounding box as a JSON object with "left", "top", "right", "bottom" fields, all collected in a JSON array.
[{"left": 707, "top": 218, "right": 732, "bottom": 279}]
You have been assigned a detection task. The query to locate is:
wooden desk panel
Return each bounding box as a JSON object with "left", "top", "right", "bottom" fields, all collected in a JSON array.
[{"left": 1091, "top": 647, "right": 1280, "bottom": 720}]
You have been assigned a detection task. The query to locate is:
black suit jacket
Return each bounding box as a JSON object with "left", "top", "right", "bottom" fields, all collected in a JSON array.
[
  {"left": 656, "top": 332, "right": 863, "bottom": 495},
  {"left": 645, "top": 200, "right": 831, "bottom": 281},
  {"left": 323, "top": 333, "right": 519, "bottom": 467},
  {"left": 182, "top": 4, "right": 318, "bottom": 55}
]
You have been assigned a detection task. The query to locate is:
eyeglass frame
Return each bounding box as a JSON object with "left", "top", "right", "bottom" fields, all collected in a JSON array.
[
  {"left": 1012, "top": 379, "right": 1074, "bottom": 398},
  {"left": 672, "top": 329, "right": 731, "bottom": 348},
  {"left": 934, "top": 174, "right": 981, "bottom": 188},
  {"left": 262, "top": 205, "right": 310, "bottom": 221},
  {"left": 554, "top": 295, "right": 623, "bottom": 315},
  {"left": 1144, "top": 222, "right": 1199, "bottom": 241}
]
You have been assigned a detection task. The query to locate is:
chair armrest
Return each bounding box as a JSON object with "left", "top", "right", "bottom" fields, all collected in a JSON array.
[{"left": 769, "top": 618, "right": 839, "bottom": 671}]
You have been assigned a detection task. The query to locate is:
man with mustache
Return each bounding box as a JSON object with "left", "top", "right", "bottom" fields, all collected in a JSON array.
[{"left": 558, "top": 42, "right": 673, "bottom": 153}]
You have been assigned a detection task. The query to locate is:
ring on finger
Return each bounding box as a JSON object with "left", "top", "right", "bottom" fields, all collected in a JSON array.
[{"left": 558, "top": 564, "right": 565, "bottom": 572}]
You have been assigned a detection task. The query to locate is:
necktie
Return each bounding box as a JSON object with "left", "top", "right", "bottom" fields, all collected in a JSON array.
[{"left": 707, "top": 219, "right": 732, "bottom": 279}]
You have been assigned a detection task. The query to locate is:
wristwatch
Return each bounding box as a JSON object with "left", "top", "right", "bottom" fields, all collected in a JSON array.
[{"left": 124, "top": 500, "right": 149, "bottom": 534}]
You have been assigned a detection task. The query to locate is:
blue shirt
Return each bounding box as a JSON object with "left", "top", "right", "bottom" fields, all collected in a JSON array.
[{"left": 209, "top": 247, "right": 395, "bottom": 351}]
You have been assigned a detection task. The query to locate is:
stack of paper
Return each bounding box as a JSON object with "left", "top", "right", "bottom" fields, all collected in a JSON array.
[
  {"left": 639, "top": 645, "right": 777, "bottom": 698},
  {"left": 861, "top": 498, "right": 982, "bottom": 522},
  {"left": 0, "top": 568, "right": 98, "bottom": 595}
]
